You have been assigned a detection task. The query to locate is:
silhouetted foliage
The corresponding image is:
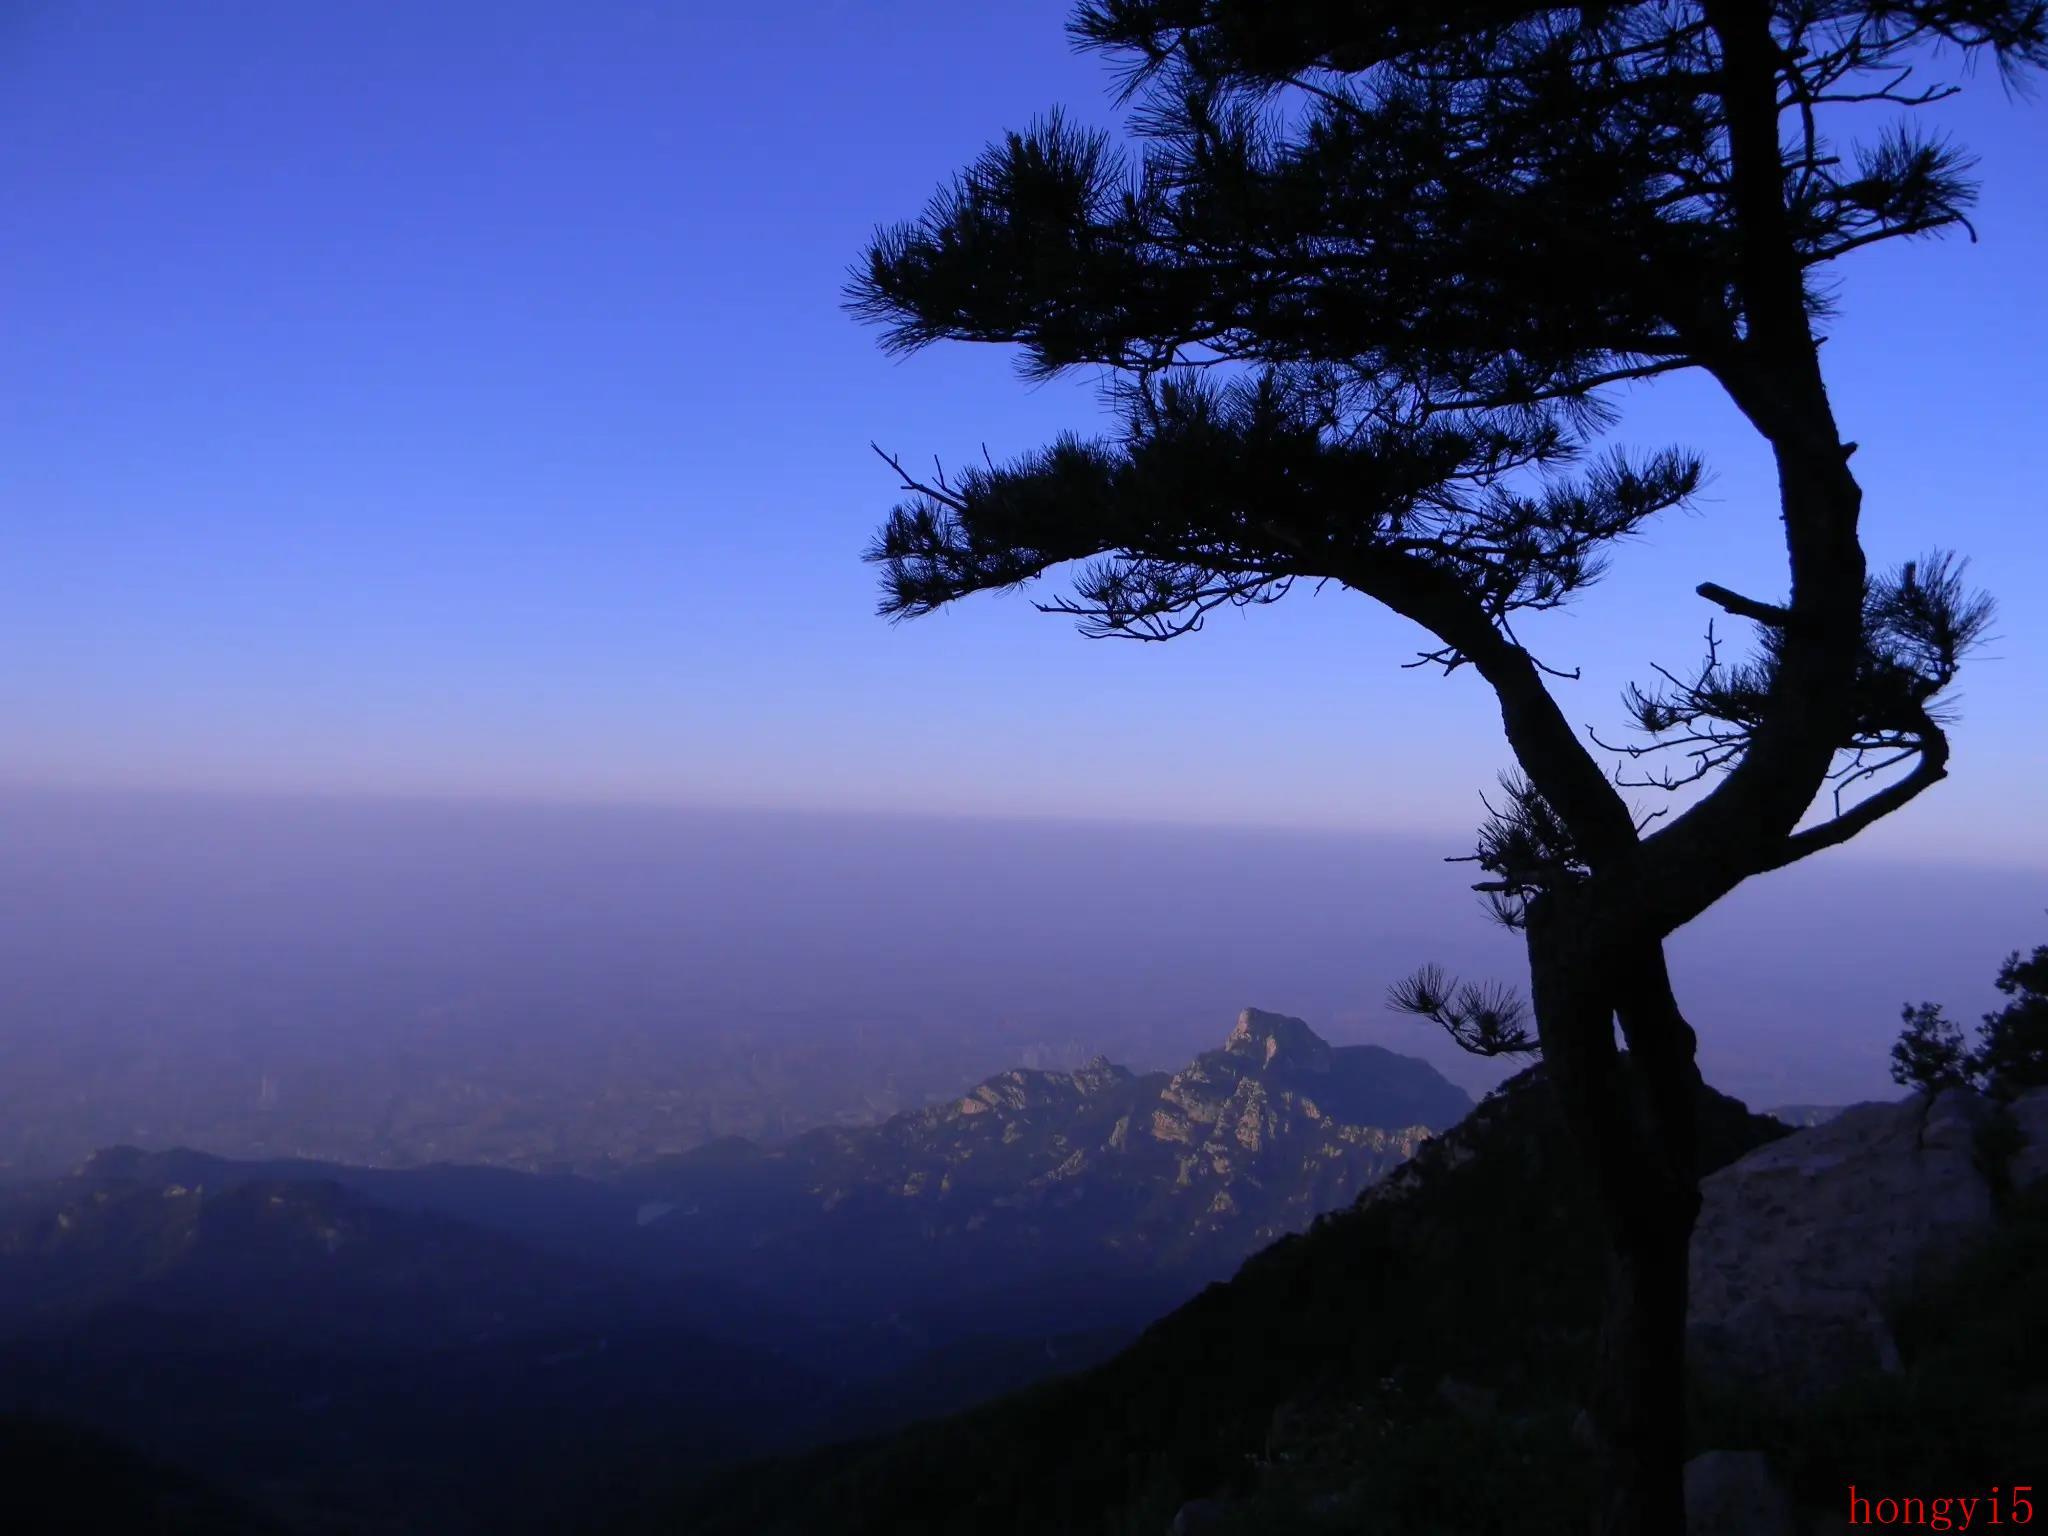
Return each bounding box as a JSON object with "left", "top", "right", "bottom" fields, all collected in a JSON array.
[
  {"left": 1890, "top": 1001, "right": 1973, "bottom": 1093},
  {"left": 1387, "top": 961, "right": 1538, "bottom": 1057},
  {"left": 1894, "top": 935, "right": 2048, "bottom": 1098},
  {"left": 1976, "top": 942, "right": 2048, "bottom": 1096},
  {"left": 851, "top": 5, "right": 2042, "bottom": 1529}
]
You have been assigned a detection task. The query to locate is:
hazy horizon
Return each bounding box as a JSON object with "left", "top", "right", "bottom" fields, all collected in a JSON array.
[{"left": 4, "top": 785, "right": 2040, "bottom": 1172}]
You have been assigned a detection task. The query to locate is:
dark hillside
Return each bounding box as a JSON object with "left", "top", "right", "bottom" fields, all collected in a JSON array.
[
  {"left": 0, "top": 1415, "right": 283, "bottom": 1535},
  {"left": 0, "top": 1167, "right": 821, "bottom": 1535},
  {"left": 637, "top": 1068, "right": 1785, "bottom": 1536}
]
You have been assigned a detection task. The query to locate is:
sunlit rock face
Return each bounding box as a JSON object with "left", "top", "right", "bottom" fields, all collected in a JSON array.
[
  {"left": 1224, "top": 1008, "right": 1336, "bottom": 1072},
  {"left": 617, "top": 1009, "right": 1472, "bottom": 1289},
  {"left": 1133, "top": 1011, "right": 1463, "bottom": 1253}
]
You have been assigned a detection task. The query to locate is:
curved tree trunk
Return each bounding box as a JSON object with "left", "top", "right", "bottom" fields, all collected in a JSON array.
[{"left": 1530, "top": 902, "right": 1705, "bottom": 1535}]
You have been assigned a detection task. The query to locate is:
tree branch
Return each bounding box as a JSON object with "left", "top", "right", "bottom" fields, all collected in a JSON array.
[
  {"left": 1695, "top": 581, "right": 1789, "bottom": 627},
  {"left": 1754, "top": 714, "right": 1950, "bottom": 875}
]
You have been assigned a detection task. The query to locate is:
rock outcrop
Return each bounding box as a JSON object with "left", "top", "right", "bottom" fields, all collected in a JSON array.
[
  {"left": 1688, "top": 1085, "right": 2048, "bottom": 1398},
  {"left": 2010, "top": 1085, "right": 2048, "bottom": 1191},
  {"left": 1684, "top": 1450, "right": 1798, "bottom": 1536}
]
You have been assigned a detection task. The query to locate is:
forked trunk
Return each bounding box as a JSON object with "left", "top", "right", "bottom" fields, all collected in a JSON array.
[
  {"left": 1529, "top": 908, "right": 1704, "bottom": 1536},
  {"left": 1593, "top": 1198, "right": 1699, "bottom": 1536},
  {"left": 1600, "top": 944, "right": 1706, "bottom": 1536}
]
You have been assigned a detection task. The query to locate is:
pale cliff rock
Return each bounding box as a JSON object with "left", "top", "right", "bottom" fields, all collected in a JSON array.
[
  {"left": 2009, "top": 1085, "right": 2048, "bottom": 1190},
  {"left": 1688, "top": 1086, "right": 2047, "bottom": 1398}
]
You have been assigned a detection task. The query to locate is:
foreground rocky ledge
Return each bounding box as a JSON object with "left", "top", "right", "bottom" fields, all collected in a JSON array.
[{"left": 1688, "top": 1084, "right": 2048, "bottom": 1398}]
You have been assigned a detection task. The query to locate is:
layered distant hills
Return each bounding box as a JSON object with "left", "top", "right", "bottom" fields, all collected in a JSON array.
[
  {"left": 0, "top": 1011, "right": 1466, "bottom": 1535},
  {"left": 0, "top": 1005, "right": 1112, "bottom": 1180},
  {"left": 617, "top": 1009, "right": 1469, "bottom": 1305}
]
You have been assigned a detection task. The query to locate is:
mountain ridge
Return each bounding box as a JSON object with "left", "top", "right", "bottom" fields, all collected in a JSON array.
[
  {"left": 615, "top": 1009, "right": 1472, "bottom": 1287},
  {"left": 0, "top": 1010, "right": 1467, "bottom": 1534}
]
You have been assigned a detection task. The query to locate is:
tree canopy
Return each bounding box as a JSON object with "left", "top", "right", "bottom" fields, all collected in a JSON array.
[
  {"left": 1894, "top": 936, "right": 2048, "bottom": 1096},
  {"left": 853, "top": 1, "right": 2031, "bottom": 938}
]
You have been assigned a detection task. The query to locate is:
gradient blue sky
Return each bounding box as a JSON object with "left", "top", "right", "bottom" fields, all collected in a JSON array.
[{"left": 5, "top": 1, "right": 2045, "bottom": 861}]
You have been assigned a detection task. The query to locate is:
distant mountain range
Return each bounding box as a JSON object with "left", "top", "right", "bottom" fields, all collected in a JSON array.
[
  {"left": 0, "top": 1006, "right": 1113, "bottom": 1181},
  {"left": 0, "top": 1011, "right": 1468, "bottom": 1535},
  {"left": 616, "top": 1008, "right": 1469, "bottom": 1308}
]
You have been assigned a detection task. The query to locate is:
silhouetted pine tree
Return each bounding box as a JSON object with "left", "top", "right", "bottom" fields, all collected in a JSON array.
[
  {"left": 1976, "top": 942, "right": 2048, "bottom": 1095},
  {"left": 1896, "top": 938, "right": 2048, "bottom": 1096},
  {"left": 1891, "top": 1000, "right": 1973, "bottom": 1092},
  {"left": 849, "top": 5, "right": 2043, "bottom": 1531}
]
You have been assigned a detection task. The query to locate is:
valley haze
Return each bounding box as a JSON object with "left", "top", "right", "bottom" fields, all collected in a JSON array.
[{"left": 1, "top": 785, "right": 2038, "bottom": 1181}]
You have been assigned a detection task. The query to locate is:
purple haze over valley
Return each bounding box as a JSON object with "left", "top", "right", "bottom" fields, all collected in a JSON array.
[{"left": 1, "top": 787, "right": 2037, "bottom": 1180}]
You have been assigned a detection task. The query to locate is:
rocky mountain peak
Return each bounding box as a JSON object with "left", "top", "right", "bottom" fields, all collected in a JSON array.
[{"left": 1223, "top": 1009, "right": 1333, "bottom": 1074}]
